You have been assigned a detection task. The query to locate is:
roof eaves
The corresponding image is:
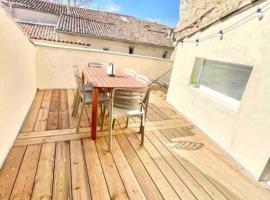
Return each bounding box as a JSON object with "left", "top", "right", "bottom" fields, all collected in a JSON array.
[{"left": 175, "top": 0, "right": 262, "bottom": 41}]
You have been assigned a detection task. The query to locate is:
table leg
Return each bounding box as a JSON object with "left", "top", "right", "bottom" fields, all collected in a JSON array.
[{"left": 91, "top": 88, "right": 99, "bottom": 140}]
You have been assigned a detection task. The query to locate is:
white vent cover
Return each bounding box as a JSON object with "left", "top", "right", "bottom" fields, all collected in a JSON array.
[{"left": 120, "top": 16, "right": 129, "bottom": 23}]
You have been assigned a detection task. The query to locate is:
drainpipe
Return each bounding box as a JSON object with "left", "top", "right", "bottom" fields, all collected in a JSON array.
[
  {"left": 67, "top": 0, "right": 70, "bottom": 15},
  {"left": 8, "top": 0, "right": 13, "bottom": 16}
]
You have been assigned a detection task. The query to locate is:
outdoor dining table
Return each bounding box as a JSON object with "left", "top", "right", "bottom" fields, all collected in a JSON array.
[{"left": 81, "top": 66, "right": 148, "bottom": 140}]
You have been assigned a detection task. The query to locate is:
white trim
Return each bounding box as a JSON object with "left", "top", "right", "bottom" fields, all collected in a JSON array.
[
  {"left": 34, "top": 42, "right": 174, "bottom": 62},
  {"left": 191, "top": 85, "right": 240, "bottom": 110},
  {"left": 15, "top": 19, "right": 56, "bottom": 27}
]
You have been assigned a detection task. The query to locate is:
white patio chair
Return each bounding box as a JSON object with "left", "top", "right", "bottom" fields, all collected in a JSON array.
[
  {"left": 101, "top": 88, "right": 150, "bottom": 151},
  {"left": 74, "top": 74, "right": 110, "bottom": 133},
  {"left": 124, "top": 69, "right": 137, "bottom": 77},
  {"left": 136, "top": 74, "right": 152, "bottom": 85},
  {"left": 72, "top": 65, "right": 93, "bottom": 117}
]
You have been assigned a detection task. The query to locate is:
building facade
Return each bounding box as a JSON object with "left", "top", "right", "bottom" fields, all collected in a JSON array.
[
  {"left": 168, "top": 0, "right": 270, "bottom": 182},
  {"left": 2, "top": 0, "right": 174, "bottom": 59}
]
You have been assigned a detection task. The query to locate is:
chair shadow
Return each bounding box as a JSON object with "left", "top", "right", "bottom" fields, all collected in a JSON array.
[{"left": 173, "top": 141, "right": 204, "bottom": 151}]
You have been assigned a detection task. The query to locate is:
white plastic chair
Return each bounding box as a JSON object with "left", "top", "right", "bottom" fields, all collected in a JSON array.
[
  {"left": 101, "top": 88, "right": 150, "bottom": 151},
  {"left": 136, "top": 74, "right": 151, "bottom": 85},
  {"left": 124, "top": 69, "right": 137, "bottom": 77}
]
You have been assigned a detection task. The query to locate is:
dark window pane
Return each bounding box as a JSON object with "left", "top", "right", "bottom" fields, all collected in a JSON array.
[{"left": 199, "top": 60, "right": 252, "bottom": 100}]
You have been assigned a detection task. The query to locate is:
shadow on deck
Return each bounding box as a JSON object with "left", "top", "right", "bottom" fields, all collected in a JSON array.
[{"left": 0, "top": 89, "right": 269, "bottom": 200}]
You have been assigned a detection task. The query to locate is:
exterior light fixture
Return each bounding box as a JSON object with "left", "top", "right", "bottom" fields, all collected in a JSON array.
[
  {"left": 196, "top": 39, "right": 199, "bottom": 46},
  {"left": 173, "top": 41, "right": 178, "bottom": 47},
  {"left": 218, "top": 30, "right": 224, "bottom": 40},
  {"left": 257, "top": 8, "right": 263, "bottom": 21}
]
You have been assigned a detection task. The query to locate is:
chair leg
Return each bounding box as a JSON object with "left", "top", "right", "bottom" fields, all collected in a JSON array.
[
  {"left": 76, "top": 100, "right": 85, "bottom": 134},
  {"left": 112, "top": 119, "right": 116, "bottom": 129},
  {"left": 72, "top": 89, "right": 78, "bottom": 107},
  {"left": 126, "top": 117, "right": 129, "bottom": 128},
  {"left": 108, "top": 112, "right": 113, "bottom": 152},
  {"left": 72, "top": 90, "right": 80, "bottom": 117},
  {"left": 140, "top": 114, "right": 145, "bottom": 145},
  {"left": 100, "top": 104, "right": 106, "bottom": 131}
]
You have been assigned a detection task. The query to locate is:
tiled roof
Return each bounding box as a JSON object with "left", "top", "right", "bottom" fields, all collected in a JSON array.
[
  {"left": 2, "top": 0, "right": 173, "bottom": 47},
  {"left": 18, "top": 22, "right": 91, "bottom": 46},
  {"left": 175, "top": 0, "right": 260, "bottom": 41}
]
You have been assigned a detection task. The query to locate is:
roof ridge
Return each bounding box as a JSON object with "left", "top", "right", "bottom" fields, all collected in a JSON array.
[
  {"left": 3, "top": 0, "right": 172, "bottom": 28},
  {"left": 61, "top": 13, "right": 115, "bottom": 25}
]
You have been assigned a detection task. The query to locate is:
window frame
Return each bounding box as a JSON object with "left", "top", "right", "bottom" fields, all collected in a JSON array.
[
  {"left": 103, "top": 47, "right": 110, "bottom": 51},
  {"left": 190, "top": 57, "right": 253, "bottom": 102},
  {"left": 129, "top": 46, "right": 134, "bottom": 54},
  {"left": 162, "top": 50, "right": 168, "bottom": 59}
]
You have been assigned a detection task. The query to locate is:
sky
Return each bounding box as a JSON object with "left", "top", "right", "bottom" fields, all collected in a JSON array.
[{"left": 86, "top": 0, "right": 180, "bottom": 27}]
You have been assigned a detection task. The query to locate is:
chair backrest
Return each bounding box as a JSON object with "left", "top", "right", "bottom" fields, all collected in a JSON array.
[
  {"left": 73, "top": 65, "right": 80, "bottom": 77},
  {"left": 111, "top": 88, "right": 150, "bottom": 111},
  {"left": 88, "top": 62, "right": 104, "bottom": 68},
  {"left": 124, "top": 69, "right": 137, "bottom": 77},
  {"left": 136, "top": 74, "right": 151, "bottom": 85}
]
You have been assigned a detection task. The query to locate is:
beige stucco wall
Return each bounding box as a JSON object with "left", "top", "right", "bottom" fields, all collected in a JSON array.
[
  {"left": 58, "top": 33, "right": 174, "bottom": 59},
  {"left": 35, "top": 43, "right": 173, "bottom": 89},
  {"left": 168, "top": 0, "right": 270, "bottom": 180},
  {"left": 10, "top": 7, "right": 59, "bottom": 24},
  {"left": 0, "top": 5, "right": 37, "bottom": 167},
  {"left": 6, "top": 7, "right": 174, "bottom": 59}
]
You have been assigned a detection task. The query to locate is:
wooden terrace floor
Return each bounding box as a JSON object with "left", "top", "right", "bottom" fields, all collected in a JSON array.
[{"left": 0, "top": 89, "right": 269, "bottom": 200}]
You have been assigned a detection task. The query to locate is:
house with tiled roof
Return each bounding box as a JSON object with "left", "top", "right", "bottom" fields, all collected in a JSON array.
[
  {"left": 167, "top": 0, "right": 270, "bottom": 184},
  {"left": 1, "top": 0, "right": 174, "bottom": 59}
]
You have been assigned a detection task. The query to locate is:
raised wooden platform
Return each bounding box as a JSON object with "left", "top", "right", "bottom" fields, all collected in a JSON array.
[{"left": 0, "top": 89, "right": 269, "bottom": 200}]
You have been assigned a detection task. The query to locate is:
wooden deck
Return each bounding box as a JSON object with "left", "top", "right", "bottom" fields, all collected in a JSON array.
[{"left": 0, "top": 89, "right": 269, "bottom": 200}]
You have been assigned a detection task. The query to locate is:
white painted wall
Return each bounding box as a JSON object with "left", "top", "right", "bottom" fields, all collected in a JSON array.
[
  {"left": 168, "top": 0, "right": 270, "bottom": 180},
  {"left": 35, "top": 43, "right": 173, "bottom": 89},
  {"left": 58, "top": 32, "right": 174, "bottom": 59},
  {"left": 0, "top": 5, "right": 37, "bottom": 167},
  {"left": 11, "top": 7, "right": 59, "bottom": 24}
]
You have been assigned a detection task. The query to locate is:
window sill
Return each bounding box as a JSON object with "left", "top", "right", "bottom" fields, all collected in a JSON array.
[{"left": 190, "top": 85, "right": 240, "bottom": 111}]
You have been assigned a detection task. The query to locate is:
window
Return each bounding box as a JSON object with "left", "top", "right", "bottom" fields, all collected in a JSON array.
[
  {"left": 190, "top": 58, "right": 252, "bottom": 101},
  {"left": 162, "top": 50, "right": 168, "bottom": 59},
  {"left": 103, "top": 47, "right": 109, "bottom": 51},
  {"left": 129, "top": 46, "right": 134, "bottom": 54}
]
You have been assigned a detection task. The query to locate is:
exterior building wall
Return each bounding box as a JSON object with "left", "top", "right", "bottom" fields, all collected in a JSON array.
[
  {"left": 10, "top": 7, "right": 59, "bottom": 24},
  {"left": 7, "top": 6, "right": 174, "bottom": 59},
  {"left": 35, "top": 43, "right": 173, "bottom": 89},
  {"left": 58, "top": 33, "right": 174, "bottom": 59},
  {"left": 0, "top": 5, "right": 37, "bottom": 167},
  {"left": 168, "top": 0, "right": 270, "bottom": 180}
]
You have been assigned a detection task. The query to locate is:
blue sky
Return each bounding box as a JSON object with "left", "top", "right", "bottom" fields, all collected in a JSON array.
[{"left": 86, "top": 0, "right": 180, "bottom": 27}]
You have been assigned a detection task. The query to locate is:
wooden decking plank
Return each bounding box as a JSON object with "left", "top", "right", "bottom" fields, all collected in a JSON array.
[
  {"left": 14, "top": 132, "right": 90, "bottom": 146},
  {"left": 105, "top": 136, "right": 147, "bottom": 200},
  {"left": 116, "top": 134, "right": 164, "bottom": 200},
  {"left": 125, "top": 133, "right": 181, "bottom": 200},
  {"left": 0, "top": 146, "right": 27, "bottom": 200},
  {"left": 67, "top": 89, "right": 76, "bottom": 128},
  {"left": 176, "top": 128, "right": 268, "bottom": 200},
  {"left": 155, "top": 130, "right": 229, "bottom": 200},
  {"left": 47, "top": 90, "right": 60, "bottom": 130},
  {"left": 21, "top": 90, "right": 45, "bottom": 132},
  {"left": 10, "top": 144, "right": 42, "bottom": 200},
  {"left": 146, "top": 132, "right": 213, "bottom": 200},
  {"left": 83, "top": 139, "right": 111, "bottom": 200},
  {"left": 70, "top": 140, "right": 91, "bottom": 200},
  {"left": 95, "top": 137, "right": 129, "bottom": 200},
  {"left": 31, "top": 143, "right": 56, "bottom": 200},
  {"left": 131, "top": 132, "right": 197, "bottom": 200},
  {"left": 34, "top": 90, "right": 52, "bottom": 132},
  {"left": 52, "top": 141, "right": 72, "bottom": 200},
  {"left": 59, "top": 90, "right": 70, "bottom": 129}
]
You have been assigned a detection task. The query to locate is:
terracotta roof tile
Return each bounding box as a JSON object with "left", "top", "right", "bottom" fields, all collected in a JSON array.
[
  {"left": 18, "top": 22, "right": 91, "bottom": 46},
  {"left": 3, "top": 0, "right": 173, "bottom": 47},
  {"left": 175, "top": 0, "right": 260, "bottom": 41}
]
